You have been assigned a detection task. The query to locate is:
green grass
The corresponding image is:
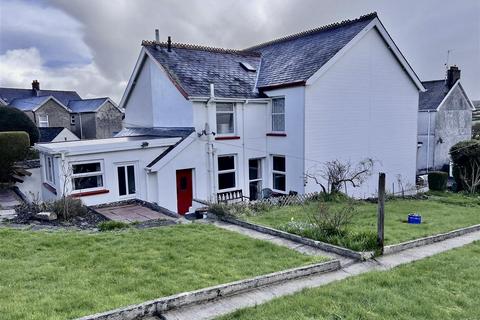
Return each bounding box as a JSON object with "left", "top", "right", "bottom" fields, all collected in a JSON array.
[
  {"left": 244, "top": 192, "right": 480, "bottom": 248},
  {"left": 219, "top": 241, "right": 480, "bottom": 320},
  {"left": 0, "top": 224, "right": 325, "bottom": 320}
]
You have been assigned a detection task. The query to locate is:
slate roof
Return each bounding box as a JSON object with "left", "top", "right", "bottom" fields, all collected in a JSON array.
[
  {"left": 0, "top": 87, "right": 81, "bottom": 105},
  {"left": 115, "top": 127, "right": 195, "bottom": 139},
  {"left": 8, "top": 96, "right": 52, "bottom": 111},
  {"left": 68, "top": 98, "right": 110, "bottom": 113},
  {"left": 38, "top": 127, "right": 66, "bottom": 143},
  {"left": 419, "top": 80, "right": 450, "bottom": 111},
  {"left": 142, "top": 13, "right": 377, "bottom": 98}
]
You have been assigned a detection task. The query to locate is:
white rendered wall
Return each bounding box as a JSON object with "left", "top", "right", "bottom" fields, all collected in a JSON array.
[{"left": 304, "top": 28, "right": 419, "bottom": 197}]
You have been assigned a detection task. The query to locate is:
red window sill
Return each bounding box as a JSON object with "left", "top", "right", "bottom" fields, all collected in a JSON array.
[
  {"left": 71, "top": 189, "right": 110, "bottom": 198},
  {"left": 215, "top": 136, "right": 240, "bottom": 140},
  {"left": 43, "top": 183, "right": 57, "bottom": 195},
  {"left": 266, "top": 132, "right": 287, "bottom": 137}
]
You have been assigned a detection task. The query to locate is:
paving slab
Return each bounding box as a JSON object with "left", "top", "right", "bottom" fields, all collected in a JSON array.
[
  {"left": 161, "top": 230, "right": 480, "bottom": 320},
  {"left": 95, "top": 204, "right": 176, "bottom": 223}
]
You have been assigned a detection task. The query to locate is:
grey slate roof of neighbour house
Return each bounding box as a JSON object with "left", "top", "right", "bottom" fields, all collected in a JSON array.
[
  {"left": 38, "top": 127, "right": 66, "bottom": 142},
  {"left": 8, "top": 96, "right": 52, "bottom": 111},
  {"left": 418, "top": 80, "right": 450, "bottom": 111},
  {"left": 141, "top": 13, "right": 377, "bottom": 98},
  {"left": 68, "top": 98, "right": 110, "bottom": 113},
  {"left": 0, "top": 87, "right": 81, "bottom": 105},
  {"left": 115, "top": 127, "right": 195, "bottom": 139}
]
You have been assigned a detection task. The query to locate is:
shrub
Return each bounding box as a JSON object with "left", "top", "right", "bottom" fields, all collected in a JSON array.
[
  {"left": 48, "top": 196, "right": 88, "bottom": 220},
  {"left": 98, "top": 220, "right": 130, "bottom": 231},
  {"left": 0, "top": 107, "right": 39, "bottom": 145},
  {"left": 450, "top": 140, "right": 480, "bottom": 193},
  {"left": 473, "top": 122, "right": 480, "bottom": 140},
  {"left": 428, "top": 171, "right": 448, "bottom": 191},
  {"left": 308, "top": 201, "right": 357, "bottom": 236},
  {"left": 0, "top": 131, "right": 30, "bottom": 182}
]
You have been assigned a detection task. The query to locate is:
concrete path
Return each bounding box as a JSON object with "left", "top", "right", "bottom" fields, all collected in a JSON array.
[
  {"left": 161, "top": 229, "right": 480, "bottom": 320},
  {"left": 0, "top": 189, "right": 21, "bottom": 222},
  {"left": 210, "top": 220, "right": 354, "bottom": 266}
]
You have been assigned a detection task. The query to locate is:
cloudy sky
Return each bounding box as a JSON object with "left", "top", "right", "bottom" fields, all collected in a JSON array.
[{"left": 1, "top": 0, "right": 479, "bottom": 102}]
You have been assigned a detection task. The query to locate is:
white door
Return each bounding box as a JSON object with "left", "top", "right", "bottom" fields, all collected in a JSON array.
[{"left": 249, "top": 159, "right": 263, "bottom": 200}]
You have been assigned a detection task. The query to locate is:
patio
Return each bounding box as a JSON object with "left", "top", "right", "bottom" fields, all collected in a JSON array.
[{"left": 94, "top": 204, "right": 177, "bottom": 223}]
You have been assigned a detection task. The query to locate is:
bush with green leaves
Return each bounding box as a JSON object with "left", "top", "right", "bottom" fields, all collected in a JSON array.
[
  {"left": 0, "top": 107, "right": 39, "bottom": 145},
  {"left": 0, "top": 131, "right": 30, "bottom": 182},
  {"left": 98, "top": 220, "right": 130, "bottom": 231},
  {"left": 472, "top": 122, "right": 480, "bottom": 140},
  {"left": 428, "top": 171, "right": 448, "bottom": 191},
  {"left": 450, "top": 140, "right": 480, "bottom": 193}
]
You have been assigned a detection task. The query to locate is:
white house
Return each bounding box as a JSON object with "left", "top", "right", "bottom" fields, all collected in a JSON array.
[{"left": 36, "top": 12, "right": 425, "bottom": 214}]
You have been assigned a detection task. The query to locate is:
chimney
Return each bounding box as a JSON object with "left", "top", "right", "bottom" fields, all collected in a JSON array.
[
  {"left": 32, "top": 80, "right": 40, "bottom": 92},
  {"left": 155, "top": 29, "right": 159, "bottom": 42},
  {"left": 447, "top": 66, "right": 461, "bottom": 89},
  {"left": 167, "top": 36, "right": 172, "bottom": 52}
]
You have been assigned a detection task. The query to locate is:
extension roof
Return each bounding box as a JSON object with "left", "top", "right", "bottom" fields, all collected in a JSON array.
[{"left": 68, "top": 97, "right": 112, "bottom": 113}]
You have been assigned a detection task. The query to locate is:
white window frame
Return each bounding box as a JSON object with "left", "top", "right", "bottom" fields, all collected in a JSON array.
[
  {"left": 70, "top": 160, "right": 105, "bottom": 193},
  {"left": 216, "top": 103, "right": 236, "bottom": 136},
  {"left": 38, "top": 115, "right": 49, "bottom": 128},
  {"left": 217, "top": 154, "right": 237, "bottom": 191},
  {"left": 70, "top": 115, "right": 76, "bottom": 125},
  {"left": 115, "top": 162, "right": 137, "bottom": 199},
  {"left": 248, "top": 158, "right": 264, "bottom": 200},
  {"left": 271, "top": 97, "right": 285, "bottom": 132},
  {"left": 271, "top": 155, "right": 286, "bottom": 193},
  {"left": 44, "top": 154, "right": 55, "bottom": 186}
]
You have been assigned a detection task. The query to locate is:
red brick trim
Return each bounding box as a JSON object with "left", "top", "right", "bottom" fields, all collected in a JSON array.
[
  {"left": 42, "top": 183, "right": 57, "bottom": 195},
  {"left": 215, "top": 136, "right": 241, "bottom": 140},
  {"left": 71, "top": 189, "right": 109, "bottom": 198},
  {"left": 266, "top": 132, "right": 287, "bottom": 137}
]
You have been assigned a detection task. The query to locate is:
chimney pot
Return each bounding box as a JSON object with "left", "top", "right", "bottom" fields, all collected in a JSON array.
[
  {"left": 167, "top": 36, "right": 172, "bottom": 52},
  {"left": 32, "top": 80, "right": 40, "bottom": 92},
  {"left": 155, "top": 29, "right": 159, "bottom": 42},
  {"left": 447, "top": 66, "right": 461, "bottom": 89}
]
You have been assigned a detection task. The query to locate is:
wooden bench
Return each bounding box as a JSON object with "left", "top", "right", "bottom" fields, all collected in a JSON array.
[{"left": 217, "top": 190, "right": 249, "bottom": 203}]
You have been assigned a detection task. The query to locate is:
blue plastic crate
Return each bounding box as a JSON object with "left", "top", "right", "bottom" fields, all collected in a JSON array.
[{"left": 408, "top": 213, "right": 422, "bottom": 224}]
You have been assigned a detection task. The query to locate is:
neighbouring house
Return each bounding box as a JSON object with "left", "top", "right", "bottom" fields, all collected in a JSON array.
[
  {"left": 0, "top": 81, "right": 123, "bottom": 138},
  {"left": 38, "top": 127, "right": 79, "bottom": 143},
  {"left": 417, "top": 66, "right": 476, "bottom": 174},
  {"left": 473, "top": 100, "right": 480, "bottom": 124},
  {"left": 68, "top": 98, "right": 124, "bottom": 139},
  {"left": 36, "top": 12, "right": 425, "bottom": 214}
]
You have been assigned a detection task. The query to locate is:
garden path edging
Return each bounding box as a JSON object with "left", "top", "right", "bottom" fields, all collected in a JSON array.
[
  {"left": 75, "top": 259, "right": 340, "bottom": 320},
  {"left": 213, "top": 215, "right": 373, "bottom": 260},
  {"left": 384, "top": 223, "right": 480, "bottom": 255}
]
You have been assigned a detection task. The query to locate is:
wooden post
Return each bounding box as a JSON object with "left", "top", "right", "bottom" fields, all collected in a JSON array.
[{"left": 377, "top": 172, "right": 386, "bottom": 255}]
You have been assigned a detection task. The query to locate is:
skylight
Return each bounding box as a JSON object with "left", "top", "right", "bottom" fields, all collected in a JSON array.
[{"left": 239, "top": 61, "right": 256, "bottom": 72}]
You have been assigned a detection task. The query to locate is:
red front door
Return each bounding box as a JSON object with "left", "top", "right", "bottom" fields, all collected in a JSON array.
[{"left": 176, "top": 169, "right": 193, "bottom": 215}]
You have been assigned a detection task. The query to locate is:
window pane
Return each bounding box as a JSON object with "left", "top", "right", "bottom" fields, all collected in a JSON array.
[
  {"left": 216, "top": 103, "right": 233, "bottom": 112},
  {"left": 127, "top": 165, "right": 136, "bottom": 194},
  {"left": 249, "top": 159, "right": 260, "bottom": 180},
  {"left": 118, "top": 167, "right": 126, "bottom": 196},
  {"left": 273, "top": 156, "right": 286, "bottom": 172},
  {"left": 273, "top": 173, "right": 286, "bottom": 191},
  {"left": 72, "top": 162, "right": 101, "bottom": 174},
  {"left": 272, "top": 114, "right": 285, "bottom": 132},
  {"left": 218, "top": 172, "right": 235, "bottom": 190},
  {"left": 272, "top": 98, "right": 285, "bottom": 113},
  {"left": 218, "top": 156, "right": 235, "bottom": 171},
  {"left": 73, "top": 175, "right": 103, "bottom": 190},
  {"left": 216, "top": 113, "right": 234, "bottom": 134}
]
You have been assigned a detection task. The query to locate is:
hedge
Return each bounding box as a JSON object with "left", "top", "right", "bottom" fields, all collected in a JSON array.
[
  {"left": 0, "top": 107, "right": 39, "bottom": 145},
  {"left": 0, "top": 131, "right": 30, "bottom": 182},
  {"left": 450, "top": 140, "right": 480, "bottom": 193},
  {"left": 428, "top": 171, "right": 448, "bottom": 191}
]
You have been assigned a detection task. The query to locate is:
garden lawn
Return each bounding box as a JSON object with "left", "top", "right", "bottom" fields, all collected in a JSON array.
[
  {"left": 244, "top": 192, "right": 480, "bottom": 248},
  {"left": 219, "top": 241, "right": 480, "bottom": 320},
  {"left": 0, "top": 224, "right": 325, "bottom": 320}
]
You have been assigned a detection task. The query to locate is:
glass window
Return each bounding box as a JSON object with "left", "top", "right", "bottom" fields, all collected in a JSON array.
[
  {"left": 272, "top": 98, "right": 285, "bottom": 132},
  {"left": 45, "top": 155, "right": 55, "bottom": 184},
  {"left": 38, "top": 115, "right": 49, "bottom": 128},
  {"left": 217, "top": 155, "right": 236, "bottom": 190},
  {"left": 272, "top": 155, "right": 286, "bottom": 192},
  {"left": 70, "top": 115, "right": 76, "bottom": 125},
  {"left": 117, "top": 164, "right": 136, "bottom": 196},
  {"left": 71, "top": 161, "right": 104, "bottom": 191},
  {"left": 216, "top": 103, "right": 235, "bottom": 134}
]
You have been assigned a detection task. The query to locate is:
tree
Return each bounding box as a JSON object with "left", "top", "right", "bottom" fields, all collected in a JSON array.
[
  {"left": 450, "top": 140, "right": 480, "bottom": 194},
  {"left": 305, "top": 158, "right": 375, "bottom": 196},
  {"left": 0, "top": 107, "right": 39, "bottom": 145},
  {"left": 0, "top": 131, "right": 30, "bottom": 182}
]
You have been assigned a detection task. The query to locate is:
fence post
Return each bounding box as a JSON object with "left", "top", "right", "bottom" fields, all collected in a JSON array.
[{"left": 377, "top": 172, "right": 386, "bottom": 255}]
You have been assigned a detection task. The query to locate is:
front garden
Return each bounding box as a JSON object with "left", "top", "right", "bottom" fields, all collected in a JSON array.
[
  {"left": 219, "top": 241, "right": 480, "bottom": 320},
  {"left": 0, "top": 224, "right": 325, "bottom": 320}
]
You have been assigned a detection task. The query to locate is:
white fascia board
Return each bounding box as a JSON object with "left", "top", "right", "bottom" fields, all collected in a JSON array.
[
  {"left": 149, "top": 133, "right": 197, "bottom": 172},
  {"left": 436, "top": 81, "right": 476, "bottom": 111},
  {"left": 306, "top": 18, "right": 426, "bottom": 92},
  {"left": 35, "top": 137, "right": 181, "bottom": 157},
  {"left": 119, "top": 48, "right": 148, "bottom": 109}
]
